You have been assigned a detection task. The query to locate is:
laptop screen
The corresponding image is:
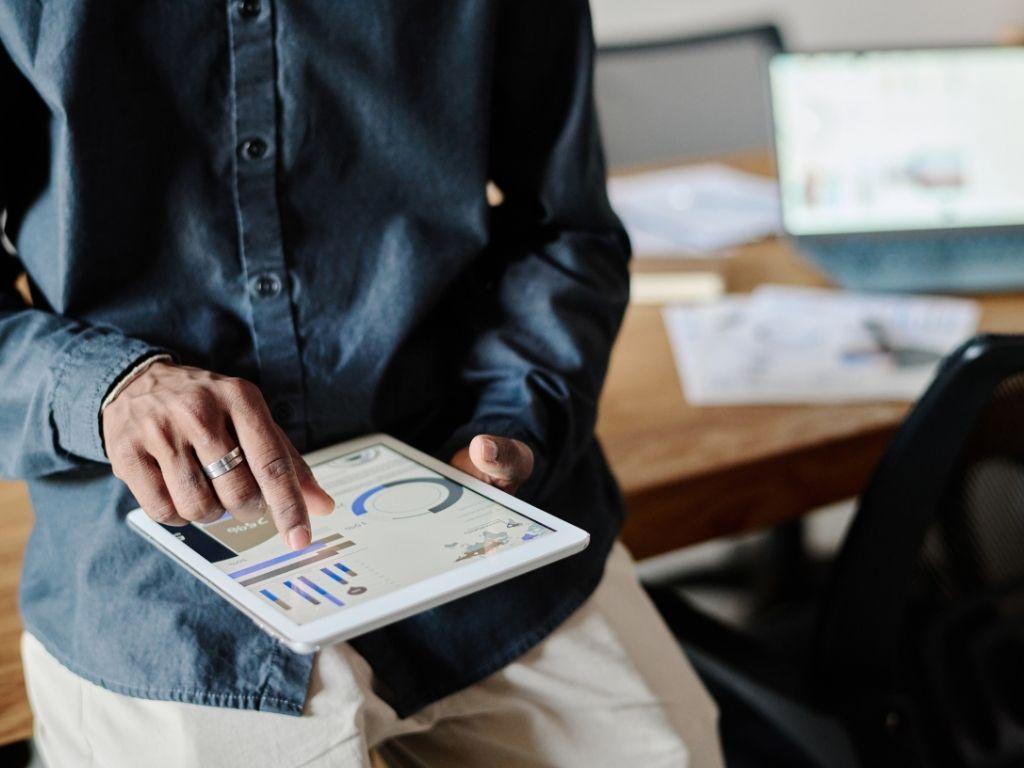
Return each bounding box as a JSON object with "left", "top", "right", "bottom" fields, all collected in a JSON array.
[{"left": 770, "top": 48, "right": 1024, "bottom": 236}]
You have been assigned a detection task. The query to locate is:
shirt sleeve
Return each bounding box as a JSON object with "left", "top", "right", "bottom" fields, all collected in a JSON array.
[
  {"left": 0, "top": 271, "right": 170, "bottom": 476},
  {"left": 0, "top": 54, "right": 169, "bottom": 478},
  {"left": 440, "top": 0, "right": 631, "bottom": 499}
]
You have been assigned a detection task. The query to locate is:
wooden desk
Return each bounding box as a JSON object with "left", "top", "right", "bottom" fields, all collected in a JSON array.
[
  {"left": 601, "top": 152, "right": 1024, "bottom": 559},
  {"left": 0, "top": 480, "right": 32, "bottom": 746}
]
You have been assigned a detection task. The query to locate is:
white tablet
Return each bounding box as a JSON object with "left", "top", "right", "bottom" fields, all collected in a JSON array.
[{"left": 127, "top": 433, "right": 589, "bottom": 653}]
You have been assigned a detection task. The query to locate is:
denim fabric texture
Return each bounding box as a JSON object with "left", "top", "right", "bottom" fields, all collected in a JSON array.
[{"left": 0, "top": 1, "right": 630, "bottom": 717}]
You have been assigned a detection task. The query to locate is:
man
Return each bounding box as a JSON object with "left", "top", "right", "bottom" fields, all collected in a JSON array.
[{"left": 0, "top": 2, "right": 722, "bottom": 765}]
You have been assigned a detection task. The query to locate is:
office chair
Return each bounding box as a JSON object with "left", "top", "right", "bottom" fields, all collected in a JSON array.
[
  {"left": 652, "top": 334, "right": 1024, "bottom": 767},
  {"left": 593, "top": 24, "right": 784, "bottom": 170}
]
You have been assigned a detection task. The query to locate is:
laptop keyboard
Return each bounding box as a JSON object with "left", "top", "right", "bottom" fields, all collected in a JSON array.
[{"left": 806, "top": 232, "right": 1024, "bottom": 292}]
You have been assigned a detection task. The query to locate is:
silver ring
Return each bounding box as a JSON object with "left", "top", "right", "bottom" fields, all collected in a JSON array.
[{"left": 203, "top": 446, "right": 246, "bottom": 480}]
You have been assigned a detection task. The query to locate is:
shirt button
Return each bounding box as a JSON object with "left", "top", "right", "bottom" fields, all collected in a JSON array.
[
  {"left": 237, "top": 0, "right": 261, "bottom": 19},
  {"left": 240, "top": 137, "right": 268, "bottom": 161},
  {"left": 251, "top": 272, "right": 282, "bottom": 299},
  {"left": 272, "top": 401, "right": 296, "bottom": 424}
]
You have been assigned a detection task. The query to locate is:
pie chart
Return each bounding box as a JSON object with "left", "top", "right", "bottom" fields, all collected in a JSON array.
[{"left": 351, "top": 477, "right": 464, "bottom": 519}]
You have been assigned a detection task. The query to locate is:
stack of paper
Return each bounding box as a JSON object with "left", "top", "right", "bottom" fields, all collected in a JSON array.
[
  {"left": 663, "top": 286, "right": 980, "bottom": 405},
  {"left": 607, "top": 163, "right": 782, "bottom": 257},
  {"left": 629, "top": 272, "right": 725, "bottom": 305}
]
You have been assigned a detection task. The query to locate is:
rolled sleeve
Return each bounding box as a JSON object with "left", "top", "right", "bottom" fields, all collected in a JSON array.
[{"left": 51, "top": 329, "right": 169, "bottom": 463}]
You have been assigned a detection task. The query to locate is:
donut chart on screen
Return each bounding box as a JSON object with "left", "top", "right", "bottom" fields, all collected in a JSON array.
[{"left": 351, "top": 477, "right": 464, "bottom": 518}]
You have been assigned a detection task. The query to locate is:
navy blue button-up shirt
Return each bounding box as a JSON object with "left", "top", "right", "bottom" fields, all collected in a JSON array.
[{"left": 0, "top": 0, "right": 629, "bottom": 717}]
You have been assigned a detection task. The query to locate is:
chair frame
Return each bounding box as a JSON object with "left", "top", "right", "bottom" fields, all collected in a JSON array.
[
  {"left": 597, "top": 23, "right": 785, "bottom": 59},
  {"left": 813, "top": 334, "right": 1024, "bottom": 761},
  {"left": 650, "top": 335, "right": 1024, "bottom": 766}
]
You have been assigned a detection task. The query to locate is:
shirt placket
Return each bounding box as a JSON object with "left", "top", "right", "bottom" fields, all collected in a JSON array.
[{"left": 226, "top": 0, "right": 308, "bottom": 449}]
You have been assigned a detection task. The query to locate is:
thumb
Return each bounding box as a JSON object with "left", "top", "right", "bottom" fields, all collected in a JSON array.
[{"left": 467, "top": 435, "right": 534, "bottom": 492}]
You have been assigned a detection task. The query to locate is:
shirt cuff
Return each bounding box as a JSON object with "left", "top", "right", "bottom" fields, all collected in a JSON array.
[
  {"left": 51, "top": 329, "right": 171, "bottom": 464},
  {"left": 100, "top": 353, "right": 173, "bottom": 412}
]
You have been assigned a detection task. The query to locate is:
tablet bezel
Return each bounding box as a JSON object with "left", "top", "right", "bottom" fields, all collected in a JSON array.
[{"left": 126, "top": 433, "right": 590, "bottom": 653}]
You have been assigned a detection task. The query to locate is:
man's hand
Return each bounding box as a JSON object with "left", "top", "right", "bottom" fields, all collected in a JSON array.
[
  {"left": 450, "top": 435, "right": 535, "bottom": 495},
  {"left": 102, "top": 362, "right": 334, "bottom": 550}
]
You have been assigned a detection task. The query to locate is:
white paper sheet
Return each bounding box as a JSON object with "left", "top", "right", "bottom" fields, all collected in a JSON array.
[
  {"left": 629, "top": 272, "right": 724, "bottom": 305},
  {"left": 663, "top": 286, "right": 980, "bottom": 405},
  {"left": 608, "top": 163, "right": 782, "bottom": 257}
]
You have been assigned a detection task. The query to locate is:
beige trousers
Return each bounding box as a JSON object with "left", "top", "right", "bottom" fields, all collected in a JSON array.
[{"left": 23, "top": 543, "right": 723, "bottom": 768}]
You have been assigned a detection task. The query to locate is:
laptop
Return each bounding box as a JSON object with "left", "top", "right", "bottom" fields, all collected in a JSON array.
[{"left": 768, "top": 47, "right": 1024, "bottom": 293}]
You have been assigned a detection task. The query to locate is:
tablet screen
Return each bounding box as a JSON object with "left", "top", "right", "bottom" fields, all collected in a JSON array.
[{"left": 163, "top": 443, "right": 553, "bottom": 624}]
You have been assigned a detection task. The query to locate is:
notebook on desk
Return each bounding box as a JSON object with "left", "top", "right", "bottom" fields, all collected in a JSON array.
[{"left": 769, "top": 47, "right": 1024, "bottom": 293}]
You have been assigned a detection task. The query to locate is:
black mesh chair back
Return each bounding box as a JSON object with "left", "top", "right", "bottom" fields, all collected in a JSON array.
[
  {"left": 594, "top": 24, "right": 784, "bottom": 170},
  {"left": 814, "top": 334, "right": 1024, "bottom": 767}
]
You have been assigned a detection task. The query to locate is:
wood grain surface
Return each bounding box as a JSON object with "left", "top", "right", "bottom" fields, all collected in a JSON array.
[
  {"left": 0, "top": 480, "right": 32, "bottom": 746},
  {"left": 598, "top": 152, "right": 1024, "bottom": 557}
]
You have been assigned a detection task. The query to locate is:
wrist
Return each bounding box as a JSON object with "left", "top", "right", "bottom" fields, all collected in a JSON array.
[{"left": 100, "top": 353, "right": 174, "bottom": 413}]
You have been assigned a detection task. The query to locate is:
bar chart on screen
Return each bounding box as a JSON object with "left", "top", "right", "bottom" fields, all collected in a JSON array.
[
  {"left": 217, "top": 527, "right": 384, "bottom": 622},
  {"left": 249, "top": 552, "right": 393, "bottom": 623},
  {"left": 176, "top": 442, "right": 552, "bottom": 625}
]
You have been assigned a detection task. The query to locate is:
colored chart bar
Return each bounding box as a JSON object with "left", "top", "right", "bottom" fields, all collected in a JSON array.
[
  {"left": 239, "top": 547, "right": 350, "bottom": 587},
  {"left": 259, "top": 588, "right": 291, "bottom": 611},
  {"left": 334, "top": 562, "right": 357, "bottom": 576},
  {"left": 283, "top": 580, "right": 320, "bottom": 605},
  {"left": 299, "top": 576, "right": 344, "bottom": 607},
  {"left": 321, "top": 567, "right": 347, "bottom": 585},
  {"left": 228, "top": 534, "right": 346, "bottom": 578}
]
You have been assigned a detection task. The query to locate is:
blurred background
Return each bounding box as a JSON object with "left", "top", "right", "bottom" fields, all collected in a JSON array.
[
  {"left": 592, "top": 0, "right": 1022, "bottom": 48},
  {"left": 577, "top": 2, "right": 1024, "bottom": 767}
]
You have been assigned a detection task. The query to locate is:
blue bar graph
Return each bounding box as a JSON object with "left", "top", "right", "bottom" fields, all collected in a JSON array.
[
  {"left": 283, "top": 580, "right": 319, "bottom": 605},
  {"left": 259, "top": 588, "right": 291, "bottom": 611},
  {"left": 227, "top": 534, "right": 345, "bottom": 578},
  {"left": 321, "top": 567, "right": 347, "bottom": 585},
  {"left": 334, "top": 562, "right": 357, "bottom": 576},
  {"left": 299, "top": 576, "right": 344, "bottom": 607}
]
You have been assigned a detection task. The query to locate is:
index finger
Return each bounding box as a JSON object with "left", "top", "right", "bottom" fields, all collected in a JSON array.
[{"left": 224, "top": 384, "right": 310, "bottom": 550}]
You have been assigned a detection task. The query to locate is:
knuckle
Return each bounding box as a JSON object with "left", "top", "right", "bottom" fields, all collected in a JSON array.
[
  {"left": 220, "top": 492, "right": 261, "bottom": 513},
  {"left": 149, "top": 504, "right": 182, "bottom": 526},
  {"left": 113, "top": 440, "right": 145, "bottom": 466},
  {"left": 195, "top": 503, "right": 225, "bottom": 522},
  {"left": 238, "top": 472, "right": 263, "bottom": 496},
  {"left": 177, "top": 388, "right": 217, "bottom": 422},
  {"left": 191, "top": 428, "right": 220, "bottom": 453},
  {"left": 176, "top": 506, "right": 203, "bottom": 522},
  {"left": 273, "top": 498, "right": 306, "bottom": 527},
  {"left": 215, "top": 474, "right": 261, "bottom": 507},
  {"left": 222, "top": 377, "right": 260, "bottom": 408},
  {"left": 175, "top": 391, "right": 222, "bottom": 447},
  {"left": 178, "top": 499, "right": 220, "bottom": 522},
  {"left": 257, "top": 455, "right": 293, "bottom": 482},
  {"left": 177, "top": 467, "right": 208, "bottom": 497},
  {"left": 176, "top": 386, "right": 210, "bottom": 412},
  {"left": 494, "top": 439, "right": 512, "bottom": 464},
  {"left": 142, "top": 415, "right": 176, "bottom": 450}
]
